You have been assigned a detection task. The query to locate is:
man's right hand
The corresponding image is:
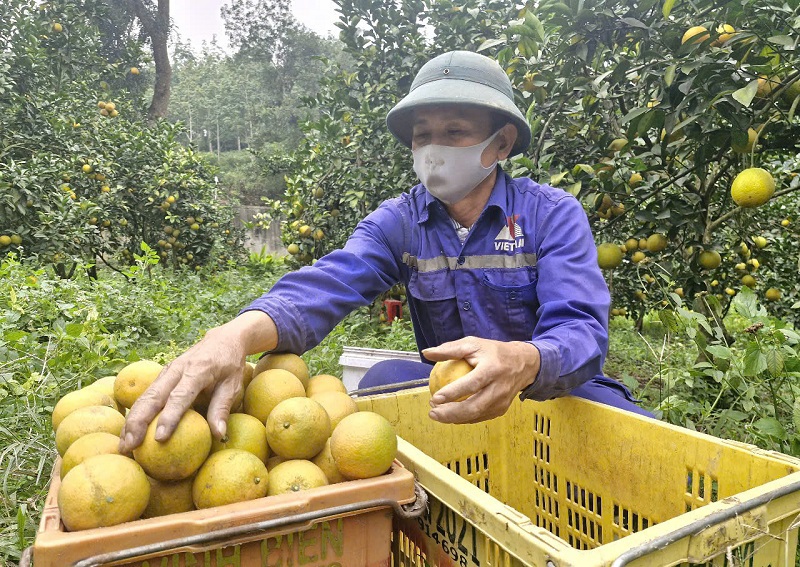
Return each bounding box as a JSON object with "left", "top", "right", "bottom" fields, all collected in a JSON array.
[{"left": 118, "top": 311, "right": 278, "bottom": 453}]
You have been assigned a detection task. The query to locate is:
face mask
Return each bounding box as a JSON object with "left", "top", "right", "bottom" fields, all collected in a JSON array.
[{"left": 412, "top": 131, "right": 500, "bottom": 205}]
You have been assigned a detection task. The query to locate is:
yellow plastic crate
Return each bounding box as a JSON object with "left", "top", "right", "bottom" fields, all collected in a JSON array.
[{"left": 356, "top": 387, "right": 800, "bottom": 567}]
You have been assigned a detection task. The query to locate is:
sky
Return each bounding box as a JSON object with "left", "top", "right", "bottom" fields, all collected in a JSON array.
[{"left": 170, "top": 0, "right": 340, "bottom": 52}]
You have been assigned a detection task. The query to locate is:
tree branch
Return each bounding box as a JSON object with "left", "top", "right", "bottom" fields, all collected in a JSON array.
[
  {"left": 533, "top": 98, "right": 568, "bottom": 166},
  {"left": 706, "top": 184, "right": 800, "bottom": 236}
]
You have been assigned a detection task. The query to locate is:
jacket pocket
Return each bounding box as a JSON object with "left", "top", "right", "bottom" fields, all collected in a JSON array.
[
  {"left": 407, "top": 269, "right": 461, "bottom": 344},
  {"left": 480, "top": 267, "right": 539, "bottom": 340}
]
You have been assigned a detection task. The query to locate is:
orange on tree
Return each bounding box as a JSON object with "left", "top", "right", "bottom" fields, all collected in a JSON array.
[
  {"left": 597, "top": 242, "right": 623, "bottom": 270},
  {"left": 647, "top": 233, "right": 668, "bottom": 252},
  {"left": 698, "top": 250, "right": 721, "bottom": 270},
  {"left": 731, "top": 168, "right": 775, "bottom": 208},
  {"left": 714, "top": 24, "right": 736, "bottom": 45},
  {"left": 682, "top": 25, "right": 710, "bottom": 45},
  {"left": 731, "top": 128, "right": 758, "bottom": 154},
  {"left": 765, "top": 288, "right": 781, "bottom": 301}
]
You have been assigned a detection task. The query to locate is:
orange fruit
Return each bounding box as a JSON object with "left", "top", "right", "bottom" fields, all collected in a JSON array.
[
  {"left": 429, "top": 359, "right": 474, "bottom": 402},
  {"left": 330, "top": 412, "right": 397, "bottom": 480}
]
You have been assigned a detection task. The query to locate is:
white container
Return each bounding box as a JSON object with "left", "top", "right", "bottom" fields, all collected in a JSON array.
[{"left": 339, "top": 346, "right": 421, "bottom": 392}]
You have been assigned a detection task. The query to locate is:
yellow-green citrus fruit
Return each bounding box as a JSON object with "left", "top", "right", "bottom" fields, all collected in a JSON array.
[
  {"left": 266, "top": 460, "right": 328, "bottom": 496},
  {"left": 715, "top": 23, "right": 736, "bottom": 44},
  {"left": 682, "top": 25, "right": 710, "bottom": 45},
  {"left": 114, "top": 360, "right": 163, "bottom": 409},
  {"left": 731, "top": 168, "right": 775, "bottom": 208},
  {"left": 646, "top": 233, "right": 668, "bottom": 253},
  {"left": 192, "top": 449, "right": 269, "bottom": 509},
  {"left": 305, "top": 374, "right": 347, "bottom": 397},
  {"left": 265, "top": 398, "right": 331, "bottom": 459},
  {"left": 698, "top": 250, "right": 722, "bottom": 270},
  {"left": 52, "top": 389, "right": 117, "bottom": 431},
  {"left": 766, "top": 288, "right": 781, "bottom": 301},
  {"left": 732, "top": 128, "right": 758, "bottom": 154},
  {"left": 625, "top": 238, "right": 639, "bottom": 251},
  {"left": 210, "top": 413, "right": 269, "bottom": 464},
  {"left": 243, "top": 369, "right": 306, "bottom": 424},
  {"left": 311, "top": 438, "right": 345, "bottom": 484},
  {"left": 597, "top": 243, "right": 624, "bottom": 270},
  {"left": 133, "top": 410, "right": 211, "bottom": 481},
  {"left": 309, "top": 391, "right": 359, "bottom": 430},
  {"left": 143, "top": 475, "right": 195, "bottom": 518},
  {"left": 753, "top": 236, "right": 768, "bottom": 249},
  {"left": 429, "top": 359, "right": 473, "bottom": 402},
  {"left": 58, "top": 454, "right": 149, "bottom": 531},
  {"left": 266, "top": 455, "right": 286, "bottom": 471},
  {"left": 631, "top": 251, "right": 646, "bottom": 264},
  {"left": 60, "top": 432, "right": 121, "bottom": 478},
  {"left": 55, "top": 405, "right": 126, "bottom": 456},
  {"left": 741, "top": 274, "right": 756, "bottom": 288},
  {"left": 253, "top": 353, "right": 309, "bottom": 389},
  {"left": 330, "top": 412, "right": 397, "bottom": 480}
]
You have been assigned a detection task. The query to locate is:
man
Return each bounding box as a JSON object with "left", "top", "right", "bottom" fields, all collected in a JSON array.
[{"left": 120, "top": 51, "right": 649, "bottom": 453}]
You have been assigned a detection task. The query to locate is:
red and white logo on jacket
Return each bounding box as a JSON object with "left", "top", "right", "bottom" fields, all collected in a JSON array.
[{"left": 494, "top": 215, "right": 524, "bottom": 251}]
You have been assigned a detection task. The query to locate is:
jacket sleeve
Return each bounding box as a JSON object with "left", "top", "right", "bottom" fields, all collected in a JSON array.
[
  {"left": 520, "top": 194, "right": 610, "bottom": 401},
  {"left": 240, "top": 200, "right": 407, "bottom": 354}
]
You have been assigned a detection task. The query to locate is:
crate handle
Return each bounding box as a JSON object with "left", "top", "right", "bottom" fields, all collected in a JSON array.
[
  {"left": 350, "top": 378, "right": 430, "bottom": 397},
  {"left": 611, "top": 478, "right": 800, "bottom": 567},
  {"left": 685, "top": 504, "right": 767, "bottom": 562},
  {"left": 61, "top": 482, "right": 427, "bottom": 567}
]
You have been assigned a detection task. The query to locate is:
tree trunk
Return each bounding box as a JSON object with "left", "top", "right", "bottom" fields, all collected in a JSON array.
[{"left": 132, "top": 0, "right": 171, "bottom": 120}]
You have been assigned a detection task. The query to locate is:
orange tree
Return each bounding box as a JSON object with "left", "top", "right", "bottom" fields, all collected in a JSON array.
[
  {"left": 0, "top": 0, "right": 245, "bottom": 276},
  {"left": 261, "top": 0, "right": 519, "bottom": 265},
  {"left": 480, "top": 0, "right": 800, "bottom": 326},
  {"left": 270, "top": 0, "right": 798, "bottom": 325}
]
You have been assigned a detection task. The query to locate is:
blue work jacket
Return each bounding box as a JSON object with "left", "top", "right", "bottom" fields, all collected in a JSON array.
[{"left": 243, "top": 169, "right": 610, "bottom": 401}]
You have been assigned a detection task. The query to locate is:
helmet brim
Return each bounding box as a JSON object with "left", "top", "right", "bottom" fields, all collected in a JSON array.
[{"left": 386, "top": 78, "right": 532, "bottom": 158}]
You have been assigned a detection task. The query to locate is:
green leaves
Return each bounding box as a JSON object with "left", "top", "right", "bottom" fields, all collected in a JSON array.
[
  {"left": 732, "top": 80, "right": 759, "bottom": 108},
  {"left": 662, "top": 0, "right": 677, "bottom": 19}
]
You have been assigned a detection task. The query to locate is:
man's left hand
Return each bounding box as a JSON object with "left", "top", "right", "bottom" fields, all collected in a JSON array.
[{"left": 423, "top": 337, "right": 540, "bottom": 424}]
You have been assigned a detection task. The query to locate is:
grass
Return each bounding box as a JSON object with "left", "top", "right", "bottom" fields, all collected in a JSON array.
[{"left": 1, "top": 253, "right": 798, "bottom": 564}]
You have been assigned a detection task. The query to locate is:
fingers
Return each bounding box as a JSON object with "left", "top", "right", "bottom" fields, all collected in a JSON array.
[
  {"left": 422, "top": 337, "right": 481, "bottom": 362},
  {"left": 119, "top": 360, "right": 187, "bottom": 453},
  {"left": 429, "top": 389, "right": 509, "bottom": 424},
  {"left": 429, "top": 365, "right": 488, "bottom": 405},
  {"left": 155, "top": 368, "right": 216, "bottom": 442},
  {"left": 206, "top": 374, "right": 242, "bottom": 440}
]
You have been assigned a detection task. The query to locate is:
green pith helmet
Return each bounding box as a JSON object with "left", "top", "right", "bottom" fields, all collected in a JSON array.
[{"left": 386, "top": 50, "right": 532, "bottom": 157}]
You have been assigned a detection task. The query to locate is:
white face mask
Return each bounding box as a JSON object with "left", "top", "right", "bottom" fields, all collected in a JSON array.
[{"left": 412, "top": 131, "right": 500, "bottom": 205}]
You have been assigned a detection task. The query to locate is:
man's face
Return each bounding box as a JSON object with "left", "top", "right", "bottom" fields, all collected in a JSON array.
[{"left": 410, "top": 105, "right": 493, "bottom": 150}]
